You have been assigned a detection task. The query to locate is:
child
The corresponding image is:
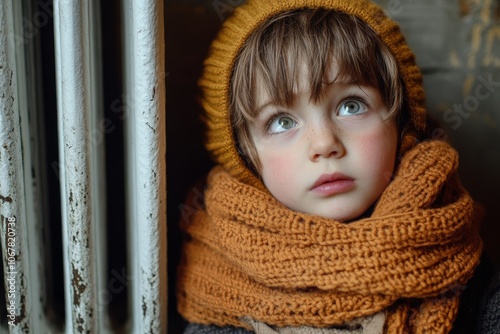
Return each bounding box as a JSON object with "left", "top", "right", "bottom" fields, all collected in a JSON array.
[{"left": 177, "top": 0, "right": 497, "bottom": 333}]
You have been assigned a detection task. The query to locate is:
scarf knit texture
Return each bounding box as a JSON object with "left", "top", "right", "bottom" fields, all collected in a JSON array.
[{"left": 177, "top": 141, "right": 483, "bottom": 333}]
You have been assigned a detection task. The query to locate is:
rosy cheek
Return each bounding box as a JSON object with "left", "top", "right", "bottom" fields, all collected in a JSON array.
[
  {"left": 358, "top": 128, "right": 397, "bottom": 174},
  {"left": 260, "top": 152, "right": 295, "bottom": 193}
]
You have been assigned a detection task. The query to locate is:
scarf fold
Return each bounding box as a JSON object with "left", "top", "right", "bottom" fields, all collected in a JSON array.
[{"left": 177, "top": 141, "right": 482, "bottom": 333}]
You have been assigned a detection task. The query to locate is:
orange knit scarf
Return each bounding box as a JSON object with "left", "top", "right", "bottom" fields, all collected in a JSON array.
[{"left": 177, "top": 141, "right": 482, "bottom": 333}]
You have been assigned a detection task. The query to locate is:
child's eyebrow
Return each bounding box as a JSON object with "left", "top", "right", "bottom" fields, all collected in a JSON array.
[
  {"left": 254, "top": 99, "right": 297, "bottom": 119},
  {"left": 253, "top": 102, "right": 277, "bottom": 120},
  {"left": 255, "top": 101, "right": 274, "bottom": 114},
  {"left": 254, "top": 94, "right": 302, "bottom": 116}
]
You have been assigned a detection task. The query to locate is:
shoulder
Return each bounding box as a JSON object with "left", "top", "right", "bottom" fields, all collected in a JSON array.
[
  {"left": 477, "top": 260, "right": 500, "bottom": 334},
  {"left": 452, "top": 254, "right": 500, "bottom": 334},
  {"left": 183, "top": 323, "right": 253, "bottom": 334}
]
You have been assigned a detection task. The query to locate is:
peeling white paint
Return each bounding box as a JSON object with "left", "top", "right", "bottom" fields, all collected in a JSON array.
[
  {"left": 123, "top": 0, "right": 167, "bottom": 332},
  {"left": 54, "top": 0, "right": 108, "bottom": 333},
  {"left": 0, "top": 1, "right": 49, "bottom": 333},
  {"left": 2, "top": 0, "right": 165, "bottom": 331}
]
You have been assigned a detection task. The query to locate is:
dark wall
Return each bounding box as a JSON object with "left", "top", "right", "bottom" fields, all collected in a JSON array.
[{"left": 166, "top": 1, "right": 218, "bottom": 332}]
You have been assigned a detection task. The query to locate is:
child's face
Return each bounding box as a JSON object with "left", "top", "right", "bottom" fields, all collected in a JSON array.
[{"left": 248, "top": 66, "right": 398, "bottom": 222}]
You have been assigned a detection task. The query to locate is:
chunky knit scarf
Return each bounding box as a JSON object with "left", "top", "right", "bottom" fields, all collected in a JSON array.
[{"left": 177, "top": 141, "right": 482, "bottom": 333}]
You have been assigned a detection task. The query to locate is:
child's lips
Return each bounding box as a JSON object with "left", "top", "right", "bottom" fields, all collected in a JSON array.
[{"left": 310, "top": 173, "right": 355, "bottom": 195}]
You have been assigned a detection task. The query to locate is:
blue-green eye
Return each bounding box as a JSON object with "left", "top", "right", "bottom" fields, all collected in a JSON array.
[
  {"left": 269, "top": 116, "right": 297, "bottom": 133},
  {"left": 338, "top": 99, "right": 367, "bottom": 116}
]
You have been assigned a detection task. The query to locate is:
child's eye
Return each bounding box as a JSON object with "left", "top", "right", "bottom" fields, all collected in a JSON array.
[
  {"left": 268, "top": 115, "right": 298, "bottom": 134},
  {"left": 338, "top": 99, "right": 367, "bottom": 116}
]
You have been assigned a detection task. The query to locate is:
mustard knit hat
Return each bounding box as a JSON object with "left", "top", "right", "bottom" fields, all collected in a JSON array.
[{"left": 199, "top": 0, "right": 427, "bottom": 188}]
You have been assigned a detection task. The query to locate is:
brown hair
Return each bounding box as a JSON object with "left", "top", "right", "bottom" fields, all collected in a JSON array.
[{"left": 230, "top": 8, "right": 405, "bottom": 173}]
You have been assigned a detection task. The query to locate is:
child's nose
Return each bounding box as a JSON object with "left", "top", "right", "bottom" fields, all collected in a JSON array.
[{"left": 308, "top": 124, "right": 345, "bottom": 161}]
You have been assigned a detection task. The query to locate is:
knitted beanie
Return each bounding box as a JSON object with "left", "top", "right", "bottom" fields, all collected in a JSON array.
[{"left": 199, "top": 0, "right": 427, "bottom": 188}]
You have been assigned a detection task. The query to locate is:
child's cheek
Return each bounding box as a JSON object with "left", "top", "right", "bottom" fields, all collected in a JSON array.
[
  {"left": 356, "top": 126, "right": 398, "bottom": 176},
  {"left": 260, "top": 151, "right": 297, "bottom": 196}
]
